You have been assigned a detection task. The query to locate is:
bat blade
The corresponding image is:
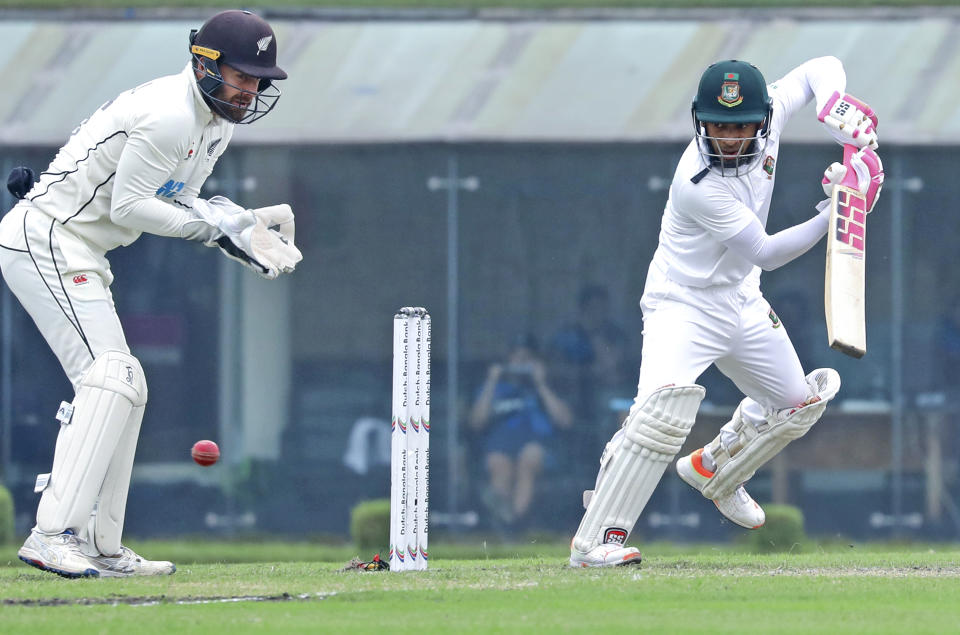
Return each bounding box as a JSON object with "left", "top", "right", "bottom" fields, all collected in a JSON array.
[{"left": 824, "top": 182, "right": 867, "bottom": 358}]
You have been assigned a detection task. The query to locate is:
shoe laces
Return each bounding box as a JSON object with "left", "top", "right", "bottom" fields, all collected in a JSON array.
[
  {"left": 104, "top": 546, "right": 142, "bottom": 564},
  {"left": 53, "top": 530, "right": 83, "bottom": 549},
  {"left": 121, "top": 546, "right": 144, "bottom": 563}
]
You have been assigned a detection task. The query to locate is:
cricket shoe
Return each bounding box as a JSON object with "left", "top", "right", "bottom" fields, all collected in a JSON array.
[
  {"left": 18, "top": 529, "right": 100, "bottom": 578},
  {"left": 676, "top": 448, "right": 765, "bottom": 529},
  {"left": 84, "top": 545, "right": 176, "bottom": 577},
  {"left": 569, "top": 542, "right": 642, "bottom": 569}
]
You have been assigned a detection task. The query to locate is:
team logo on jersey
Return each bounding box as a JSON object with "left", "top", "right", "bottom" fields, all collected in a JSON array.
[
  {"left": 207, "top": 139, "right": 222, "bottom": 157},
  {"left": 718, "top": 73, "right": 743, "bottom": 107},
  {"left": 256, "top": 35, "right": 273, "bottom": 56},
  {"left": 72, "top": 274, "right": 89, "bottom": 286},
  {"left": 185, "top": 148, "right": 194, "bottom": 160},
  {"left": 156, "top": 180, "right": 185, "bottom": 198},
  {"left": 763, "top": 155, "right": 775, "bottom": 176},
  {"left": 768, "top": 307, "right": 781, "bottom": 328}
]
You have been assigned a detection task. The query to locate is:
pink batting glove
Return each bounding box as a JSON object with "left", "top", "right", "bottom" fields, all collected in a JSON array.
[
  {"left": 838, "top": 94, "right": 878, "bottom": 130},
  {"left": 821, "top": 144, "right": 884, "bottom": 213},
  {"left": 818, "top": 91, "right": 879, "bottom": 150}
]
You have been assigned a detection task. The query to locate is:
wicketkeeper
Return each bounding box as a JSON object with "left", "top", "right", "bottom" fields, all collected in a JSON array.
[
  {"left": 0, "top": 10, "right": 301, "bottom": 577},
  {"left": 570, "top": 57, "right": 884, "bottom": 568}
]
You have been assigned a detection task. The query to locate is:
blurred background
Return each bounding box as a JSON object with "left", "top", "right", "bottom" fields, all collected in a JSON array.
[{"left": 1, "top": 3, "right": 959, "bottom": 545}]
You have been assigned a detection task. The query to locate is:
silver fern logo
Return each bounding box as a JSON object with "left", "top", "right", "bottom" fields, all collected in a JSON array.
[{"left": 256, "top": 35, "right": 272, "bottom": 56}]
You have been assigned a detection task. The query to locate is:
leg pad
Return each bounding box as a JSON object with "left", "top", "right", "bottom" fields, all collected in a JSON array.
[
  {"left": 701, "top": 368, "right": 840, "bottom": 499},
  {"left": 36, "top": 351, "right": 147, "bottom": 537},
  {"left": 572, "top": 384, "right": 704, "bottom": 553}
]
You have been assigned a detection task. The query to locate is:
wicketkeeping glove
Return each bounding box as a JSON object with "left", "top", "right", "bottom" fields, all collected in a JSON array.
[
  {"left": 193, "top": 196, "right": 303, "bottom": 279},
  {"left": 818, "top": 91, "right": 879, "bottom": 150},
  {"left": 250, "top": 203, "right": 298, "bottom": 266},
  {"left": 821, "top": 146, "right": 884, "bottom": 213}
]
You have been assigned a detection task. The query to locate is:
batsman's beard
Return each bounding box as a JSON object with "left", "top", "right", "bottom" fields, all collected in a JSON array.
[{"left": 213, "top": 85, "right": 254, "bottom": 123}]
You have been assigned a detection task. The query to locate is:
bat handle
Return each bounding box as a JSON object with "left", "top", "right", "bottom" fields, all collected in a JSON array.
[{"left": 839, "top": 143, "right": 860, "bottom": 189}]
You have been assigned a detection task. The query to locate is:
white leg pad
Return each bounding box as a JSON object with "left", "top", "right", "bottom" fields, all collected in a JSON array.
[
  {"left": 572, "top": 384, "right": 705, "bottom": 553},
  {"left": 36, "top": 351, "right": 147, "bottom": 536},
  {"left": 701, "top": 368, "right": 840, "bottom": 499},
  {"left": 83, "top": 403, "right": 144, "bottom": 556}
]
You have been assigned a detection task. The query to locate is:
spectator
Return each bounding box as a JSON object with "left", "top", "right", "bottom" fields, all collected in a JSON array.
[{"left": 468, "top": 333, "right": 573, "bottom": 529}]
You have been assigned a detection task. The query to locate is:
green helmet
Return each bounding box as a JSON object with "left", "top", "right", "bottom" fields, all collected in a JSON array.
[
  {"left": 692, "top": 60, "right": 771, "bottom": 124},
  {"left": 691, "top": 60, "right": 773, "bottom": 175}
]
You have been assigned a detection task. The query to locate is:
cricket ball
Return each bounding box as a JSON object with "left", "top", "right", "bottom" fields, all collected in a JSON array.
[{"left": 191, "top": 440, "right": 220, "bottom": 466}]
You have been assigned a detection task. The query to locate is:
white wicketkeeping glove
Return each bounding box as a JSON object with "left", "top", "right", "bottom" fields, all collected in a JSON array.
[
  {"left": 821, "top": 146, "right": 885, "bottom": 213},
  {"left": 818, "top": 91, "right": 879, "bottom": 150},
  {"left": 251, "top": 203, "right": 297, "bottom": 254},
  {"left": 192, "top": 196, "right": 303, "bottom": 279}
]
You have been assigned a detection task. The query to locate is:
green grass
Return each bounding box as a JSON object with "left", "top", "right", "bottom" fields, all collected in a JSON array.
[
  {"left": 0, "top": 0, "right": 955, "bottom": 9},
  {"left": 2, "top": 540, "right": 960, "bottom": 633}
]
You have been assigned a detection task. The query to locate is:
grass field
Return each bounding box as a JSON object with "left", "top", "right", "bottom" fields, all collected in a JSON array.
[
  {"left": 2, "top": 540, "right": 960, "bottom": 633},
  {"left": 0, "top": 0, "right": 956, "bottom": 630}
]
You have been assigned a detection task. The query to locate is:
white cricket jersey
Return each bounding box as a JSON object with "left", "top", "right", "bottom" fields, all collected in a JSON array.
[
  {"left": 23, "top": 64, "right": 232, "bottom": 272},
  {"left": 651, "top": 57, "right": 847, "bottom": 289}
]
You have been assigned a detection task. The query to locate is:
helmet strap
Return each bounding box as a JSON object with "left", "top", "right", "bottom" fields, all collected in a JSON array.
[
  {"left": 192, "top": 54, "right": 237, "bottom": 121},
  {"left": 194, "top": 55, "right": 223, "bottom": 97}
]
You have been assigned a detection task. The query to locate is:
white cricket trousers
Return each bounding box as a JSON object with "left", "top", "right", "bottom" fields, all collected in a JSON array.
[
  {"left": 633, "top": 262, "right": 810, "bottom": 428},
  {"left": 0, "top": 203, "right": 128, "bottom": 389}
]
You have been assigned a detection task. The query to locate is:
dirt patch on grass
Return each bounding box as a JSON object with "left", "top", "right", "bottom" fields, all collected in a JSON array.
[{"left": 2, "top": 591, "right": 337, "bottom": 607}]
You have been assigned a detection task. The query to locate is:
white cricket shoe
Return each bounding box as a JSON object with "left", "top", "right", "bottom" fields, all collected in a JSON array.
[
  {"left": 84, "top": 545, "right": 176, "bottom": 577},
  {"left": 18, "top": 529, "right": 100, "bottom": 578},
  {"left": 676, "top": 448, "right": 765, "bottom": 529},
  {"left": 569, "top": 542, "right": 642, "bottom": 568}
]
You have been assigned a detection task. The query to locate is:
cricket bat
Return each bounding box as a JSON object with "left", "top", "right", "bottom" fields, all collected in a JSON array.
[{"left": 824, "top": 144, "right": 867, "bottom": 358}]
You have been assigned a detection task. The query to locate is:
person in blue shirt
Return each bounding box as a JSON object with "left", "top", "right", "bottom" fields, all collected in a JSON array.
[{"left": 468, "top": 333, "right": 573, "bottom": 528}]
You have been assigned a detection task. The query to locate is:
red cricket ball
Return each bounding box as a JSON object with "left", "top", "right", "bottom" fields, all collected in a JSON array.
[{"left": 191, "top": 440, "right": 220, "bottom": 466}]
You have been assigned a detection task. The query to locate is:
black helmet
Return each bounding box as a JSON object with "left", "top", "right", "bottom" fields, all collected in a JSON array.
[
  {"left": 690, "top": 60, "right": 772, "bottom": 175},
  {"left": 189, "top": 10, "right": 287, "bottom": 124}
]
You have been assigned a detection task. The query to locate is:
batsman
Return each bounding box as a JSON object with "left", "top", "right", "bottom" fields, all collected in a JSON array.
[
  {"left": 0, "top": 10, "right": 302, "bottom": 577},
  {"left": 570, "top": 57, "right": 884, "bottom": 567}
]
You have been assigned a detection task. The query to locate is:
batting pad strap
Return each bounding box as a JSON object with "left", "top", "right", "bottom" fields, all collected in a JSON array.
[
  {"left": 34, "top": 473, "right": 51, "bottom": 493},
  {"left": 56, "top": 402, "right": 74, "bottom": 425},
  {"left": 701, "top": 368, "right": 840, "bottom": 499},
  {"left": 572, "top": 384, "right": 704, "bottom": 553}
]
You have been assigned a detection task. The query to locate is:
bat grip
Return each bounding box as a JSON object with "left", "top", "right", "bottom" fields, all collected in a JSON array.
[{"left": 839, "top": 144, "right": 860, "bottom": 189}]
